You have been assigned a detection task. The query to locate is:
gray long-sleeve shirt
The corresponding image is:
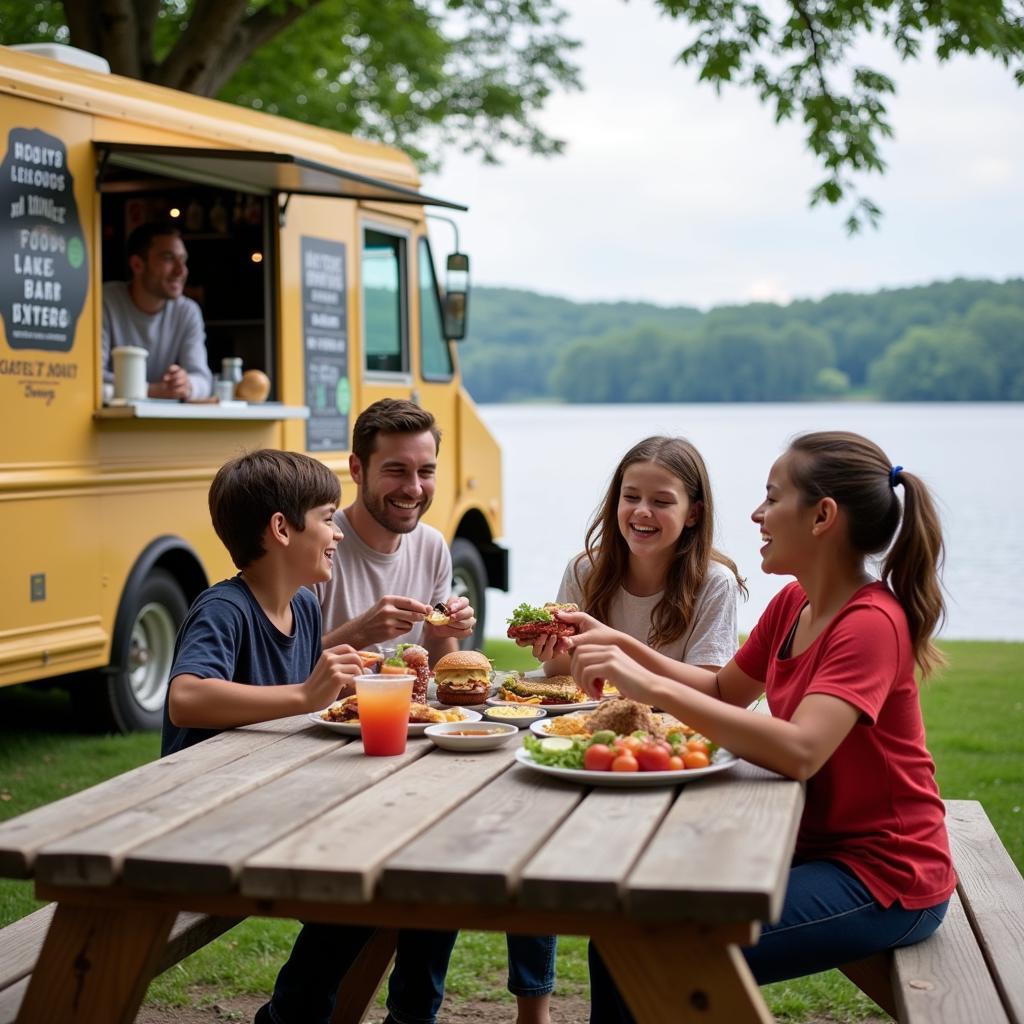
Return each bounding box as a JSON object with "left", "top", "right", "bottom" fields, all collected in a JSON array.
[{"left": 101, "top": 281, "right": 213, "bottom": 399}]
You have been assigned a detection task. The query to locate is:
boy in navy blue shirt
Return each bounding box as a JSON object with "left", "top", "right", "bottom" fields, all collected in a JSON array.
[
  {"left": 163, "top": 449, "right": 378, "bottom": 1024},
  {"left": 162, "top": 448, "right": 362, "bottom": 754}
]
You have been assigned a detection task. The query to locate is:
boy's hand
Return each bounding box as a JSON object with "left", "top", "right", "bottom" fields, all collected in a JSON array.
[{"left": 303, "top": 644, "right": 364, "bottom": 710}]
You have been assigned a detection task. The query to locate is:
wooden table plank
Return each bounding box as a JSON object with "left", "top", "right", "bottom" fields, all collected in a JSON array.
[
  {"left": 242, "top": 746, "right": 518, "bottom": 903},
  {"left": 625, "top": 761, "right": 803, "bottom": 923},
  {"left": 379, "top": 762, "right": 585, "bottom": 906},
  {"left": 120, "top": 738, "right": 433, "bottom": 894},
  {"left": 0, "top": 717, "right": 309, "bottom": 878},
  {"left": 519, "top": 787, "right": 676, "bottom": 913},
  {"left": 34, "top": 728, "right": 347, "bottom": 887},
  {"left": 945, "top": 799, "right": 1024, "bottom": 1024}
]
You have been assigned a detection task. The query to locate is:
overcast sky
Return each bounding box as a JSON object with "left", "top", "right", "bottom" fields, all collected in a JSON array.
[{"left": 422, "top": 0, "right": 1024, "bottom": 309}]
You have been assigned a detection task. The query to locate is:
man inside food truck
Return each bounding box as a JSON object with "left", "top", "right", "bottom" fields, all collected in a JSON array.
[{"left": 101, "top": 219, "right": 213, "bottom": 400}]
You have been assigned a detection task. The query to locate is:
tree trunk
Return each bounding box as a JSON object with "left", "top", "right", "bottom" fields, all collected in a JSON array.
[{"left": 98, "top": 0, "right": 140, "bottom": 79}]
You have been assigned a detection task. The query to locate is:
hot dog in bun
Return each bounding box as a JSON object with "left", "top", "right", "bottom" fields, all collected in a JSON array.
[
  {"left": 506, "top": 602, "right": 578, "bottom": 643},
  {"left": 433, "top": 649, "right": 492, "bottom": 705}
]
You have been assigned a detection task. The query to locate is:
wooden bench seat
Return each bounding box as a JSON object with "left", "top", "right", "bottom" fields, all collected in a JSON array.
[
  {"left": 0, "top": 905, "right": 240, "bottom": 1024},
  {"left": 842, "top": 798, "right": 1024, "bottom": 1024}
]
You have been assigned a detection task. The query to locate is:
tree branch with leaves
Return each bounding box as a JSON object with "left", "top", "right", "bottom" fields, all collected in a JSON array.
[
  {"left": 2, "top": 0, "right": 581, "bottom": 170},
  {"left": 653, "top": 0, "right": 1024, "bottom": 230}
]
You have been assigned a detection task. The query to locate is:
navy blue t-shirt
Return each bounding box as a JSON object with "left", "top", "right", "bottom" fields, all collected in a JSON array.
[{"left": 161, "top": 576, "right": 322, "bottom": 756}]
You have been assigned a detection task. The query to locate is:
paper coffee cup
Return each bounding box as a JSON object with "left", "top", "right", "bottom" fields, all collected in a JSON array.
[{"left": 112, "top": 346, "right": 148, "bottom": 400}]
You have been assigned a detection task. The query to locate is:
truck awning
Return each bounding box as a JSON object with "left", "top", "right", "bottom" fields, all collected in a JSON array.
[{"left": 94, "top": 142, "right": 467, "bottom": 211}]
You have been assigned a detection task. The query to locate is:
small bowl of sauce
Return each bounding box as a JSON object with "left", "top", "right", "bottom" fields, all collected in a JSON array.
[{"left": 424, "top": 721, "right": 519, "bottom": 751}]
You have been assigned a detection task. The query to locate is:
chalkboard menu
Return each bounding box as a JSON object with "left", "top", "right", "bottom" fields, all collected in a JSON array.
[
  {"left": 0, "top": 128, "right": 88, "bottom": 352},
  {"left": 301, "top": 237, "right": 350, "bottom": 451}
]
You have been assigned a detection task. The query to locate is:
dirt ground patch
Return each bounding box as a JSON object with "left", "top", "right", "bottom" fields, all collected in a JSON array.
[
  {"left": 136, "top": 993, "right": 592, "bottom": 1023},
  {"left": 135, "top": 993, "right": 889, "bottom": 1023}
]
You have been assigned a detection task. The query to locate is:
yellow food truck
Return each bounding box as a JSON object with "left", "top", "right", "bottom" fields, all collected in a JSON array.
[{"left": 0, "top": 44, "right": 507, "bottom": 731}]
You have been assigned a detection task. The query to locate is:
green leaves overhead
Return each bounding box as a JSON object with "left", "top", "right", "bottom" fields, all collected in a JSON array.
[
  {"left": 652, "top": 0, "right": 1024, "bottom": 230},
  {"left": 1, "top": 0, "right": 581, "bottom": 169}
]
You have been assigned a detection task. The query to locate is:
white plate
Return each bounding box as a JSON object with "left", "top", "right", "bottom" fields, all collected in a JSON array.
[
  {"left": 528, "top": 714, "right": 590, "bottom": 737},
  {"left": 485, "top": 696, "right": 600, "bottom": 716},
  {"left": 513, "top": 746, "right": 737, "bottom": 787},
  {"left": 309, "top": 706, "right": 482, "bottom": 736}
]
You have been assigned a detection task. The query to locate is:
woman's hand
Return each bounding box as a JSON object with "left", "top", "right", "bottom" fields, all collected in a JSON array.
[
  {"left": 556, "top": 610, "right": 630, "bottom": 653},
  {"left": 569, "top": 642, "right": 660, "bottom": 703}
]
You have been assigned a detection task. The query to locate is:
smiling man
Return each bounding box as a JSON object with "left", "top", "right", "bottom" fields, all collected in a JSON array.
[
  {"left": 315, "top": 398, "right": 475, "bottom": 664},
  {"left": 101, "top": 219, "right": 213, "bottom": 400}
]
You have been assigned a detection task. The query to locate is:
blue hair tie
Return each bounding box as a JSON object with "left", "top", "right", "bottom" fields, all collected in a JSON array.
[{"left": 889, "top": 465, "right": 904, "bottom": 488}]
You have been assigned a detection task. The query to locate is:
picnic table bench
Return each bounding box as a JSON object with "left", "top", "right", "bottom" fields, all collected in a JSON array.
[
  {"left": 0, "top": 712, "right": 803, "bottom": 1024},
  {"left": 840, "top": 798, "right": 1024, "bottom": 1024}
]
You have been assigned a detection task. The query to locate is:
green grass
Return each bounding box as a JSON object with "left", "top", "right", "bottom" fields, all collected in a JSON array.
[{"left": 2, "top": 639, "right": 1021, "bottom": 1021}]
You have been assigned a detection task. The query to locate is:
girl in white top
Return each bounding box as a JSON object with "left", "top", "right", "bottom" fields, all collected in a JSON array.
[{"left": 526, "top": 435, "right": 746, "bottom": 673}]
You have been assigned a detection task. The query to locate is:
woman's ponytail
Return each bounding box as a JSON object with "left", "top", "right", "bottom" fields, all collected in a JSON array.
[{"left": 882, "top": 470, "right": 946, "bottom": 677}]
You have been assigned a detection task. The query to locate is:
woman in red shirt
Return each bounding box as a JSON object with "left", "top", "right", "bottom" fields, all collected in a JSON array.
[{"left": 561, "top": 431, "right": 954, "bottom": 1015}]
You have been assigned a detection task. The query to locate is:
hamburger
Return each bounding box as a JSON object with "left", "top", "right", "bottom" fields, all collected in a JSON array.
[
  {"left": 498, "top": 673, "right": 585, "bottom": 705},
  {"left": 506, "top": 602, "right": 579, "bottom": 643},
  {"left": 433, "top": 649, "right": 492, "bottom": 706}
]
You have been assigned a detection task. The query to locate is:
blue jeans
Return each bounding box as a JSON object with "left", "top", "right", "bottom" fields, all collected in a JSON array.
[
  {"left": 507, "top": 933, "right": 558, "bottom": 997},
  {"left": 587, "top": 860, "right": 949, "bottom": 1023},
  {"left": 386, "top": 930, "right": 557, "bottom": 1012},
  {"left": 260, "top": 923, "right": 458, "bottom": 1024}
]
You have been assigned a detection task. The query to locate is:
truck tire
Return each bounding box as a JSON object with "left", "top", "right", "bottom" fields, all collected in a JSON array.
[
  {"left": 451, "top": 539, "right": 487, "bottom": 651},
  {"left": 74, "top": 569, "right": 188, "bottom": 733}
]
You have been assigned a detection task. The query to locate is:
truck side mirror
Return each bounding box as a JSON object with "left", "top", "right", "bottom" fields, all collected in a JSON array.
[{"left": 444, "top": 252, "right": 470, "bottom": 340}]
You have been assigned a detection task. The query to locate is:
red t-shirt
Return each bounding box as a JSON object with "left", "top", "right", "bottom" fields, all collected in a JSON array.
[{"left": 734, "top": 581, "right": 955, "bottom": 909}]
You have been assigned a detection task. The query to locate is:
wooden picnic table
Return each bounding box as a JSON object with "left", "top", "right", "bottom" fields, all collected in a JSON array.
[{"left": 0, "top": 713, "right": 804, "bottom": 1024}]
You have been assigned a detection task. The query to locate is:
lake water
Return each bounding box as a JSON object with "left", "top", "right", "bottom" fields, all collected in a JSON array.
[{"left": 477, "top": 403, "right": 1024, "bottom": 642}]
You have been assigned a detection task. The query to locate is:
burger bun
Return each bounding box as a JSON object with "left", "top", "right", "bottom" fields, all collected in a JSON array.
[{"left": 433, "top": 649, "right": 491, "bottom": 706}]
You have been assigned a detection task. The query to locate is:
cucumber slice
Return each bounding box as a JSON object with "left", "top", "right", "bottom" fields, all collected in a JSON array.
[{"left": 539, "top": 736, "right": 574, "bottom": 753}]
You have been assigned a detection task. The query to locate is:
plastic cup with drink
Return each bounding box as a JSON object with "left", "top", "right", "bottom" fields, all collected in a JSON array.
[{"left": 355, "top": 672, "right": 413, "bottom": 755}]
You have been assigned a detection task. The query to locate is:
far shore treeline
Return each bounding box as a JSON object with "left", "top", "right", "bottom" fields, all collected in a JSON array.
[{"left": 460, "top": 278, "right": 1024, "bottom": 404}]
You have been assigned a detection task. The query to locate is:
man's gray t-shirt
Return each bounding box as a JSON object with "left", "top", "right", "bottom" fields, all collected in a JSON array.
[
  {"left": 556, "top": 556, "right": 739, "bottom": 668},
  {"left": 313, "top": 509, "right": 452, "bottom": 649},
  {"left": 102, "top": 281, "right": 213, "bottom": 398}
]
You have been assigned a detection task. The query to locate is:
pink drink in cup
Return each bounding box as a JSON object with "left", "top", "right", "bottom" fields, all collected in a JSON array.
[{"left": 355, "top": 673, "right": 413, "bottom": 755}]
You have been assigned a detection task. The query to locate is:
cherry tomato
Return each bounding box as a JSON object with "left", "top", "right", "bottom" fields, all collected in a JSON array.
[
  {"left": 611, "top": 753, "right": 640, "bottom": 772},
  {"left": 583, "top": 744, "right": 615, "bottom": 772},
  {"left": 615, "top": 735, "right": 643, "bottom": 754},
  {"left": 686, "top": 738, "right": 710, "bottom": 757},
  {"left": 667, "top": 755, "right": 684, "bottom": 771},
  {"left": 635, "top": 743, "right": 672, "bottom": 772},
  {"left": 683, "top": 750, "right": 710, "bottom": 770}
]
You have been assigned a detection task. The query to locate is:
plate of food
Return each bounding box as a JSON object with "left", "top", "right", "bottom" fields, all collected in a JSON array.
[
  {"left": 487, "top": 671, "right": 599, "bottom": 715},
  {"left": 310, "top": 696, "right": 481, "bottom": 736},
  {"left": 529, "top": 700, "right": 694, "bottom": 739},
  {"left": 514, "top": 745, "right": 736, "bottom": 787},
  {"left": 511, "top": 698, "right": 734, "bottom": 786}
]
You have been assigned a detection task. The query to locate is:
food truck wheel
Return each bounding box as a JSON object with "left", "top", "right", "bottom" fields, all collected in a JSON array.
[
  {"left": 451, "top": 539, "right": 486, "bottom": 650},
  {"left": 73, "top": 569, "right": 189, "bottom": 732}
]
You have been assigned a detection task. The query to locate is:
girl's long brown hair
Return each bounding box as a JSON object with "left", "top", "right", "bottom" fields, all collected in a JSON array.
[
  {"left": 574, "top": 436, "right": 745, "bottom": 649},
  {"left": 786, "top": 431, "right": 946, "bottom": 677}
]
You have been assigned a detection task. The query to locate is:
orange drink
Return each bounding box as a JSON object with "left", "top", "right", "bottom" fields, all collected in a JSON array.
[{"left": 355, "top": 673, "right": 413, "bottom": 756}]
